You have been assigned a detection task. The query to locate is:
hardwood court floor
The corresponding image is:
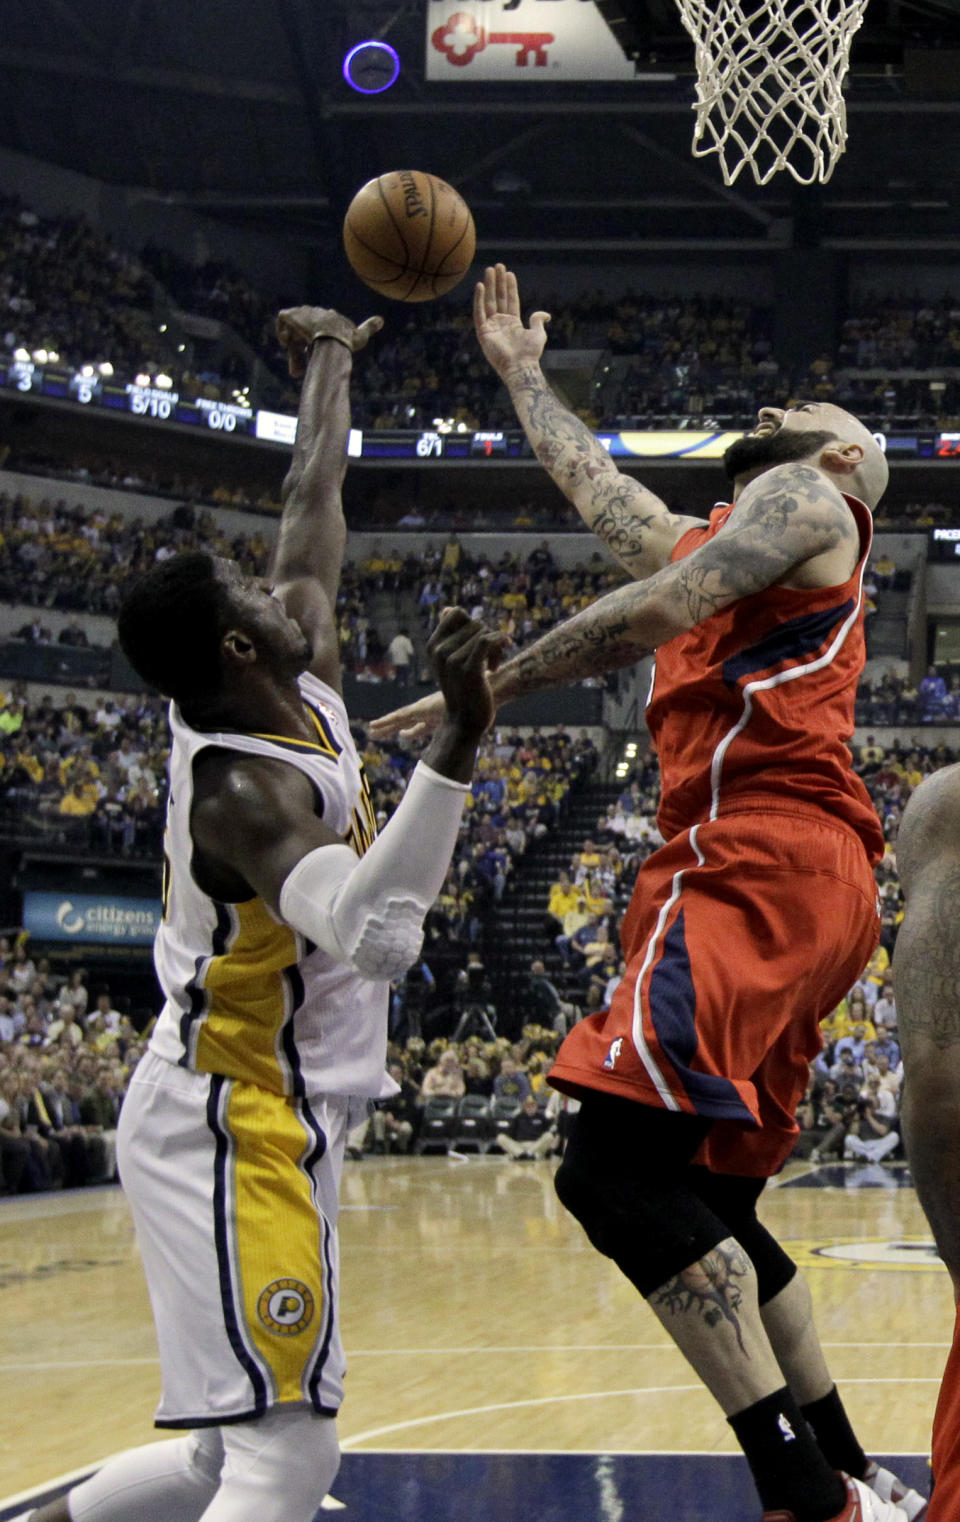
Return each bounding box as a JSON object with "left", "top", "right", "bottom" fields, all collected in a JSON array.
[{"left": 0, "top": 1154, "right": 951, "bottom": 1505}]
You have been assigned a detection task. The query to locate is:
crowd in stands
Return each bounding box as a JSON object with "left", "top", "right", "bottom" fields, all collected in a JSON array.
[
  {"left": 346, "top": 1026, "right": 573, "bottom": 1160},
  {"left": 0, "top": 678, "right": 166, "bottom": 855},
  {"left": 7, "top": 193, "right": 960, "bottom": 438},
  {"left": 0, "top": 200, "right": 164, "bottom": 378},
  {"left": 362, "top": 721, "right": 600, "bottom": 1043},
  {"left": 409, "top": 536, "right": 625, "bottom": 678},
  {"left": 0, "top": 950, "right": 145, "bottom": 1194},
  {"left": 838, "top": 295, "right": 960, "bottom": 371}
]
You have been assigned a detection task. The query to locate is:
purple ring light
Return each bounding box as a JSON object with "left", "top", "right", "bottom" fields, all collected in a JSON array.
[{"left": 343, "top": 41, "right": 401, "bottom": 95}]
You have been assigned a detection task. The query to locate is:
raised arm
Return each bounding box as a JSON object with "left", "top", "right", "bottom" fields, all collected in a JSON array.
[
  {"left": 475, "top": 265, "right": 705, "bottom": 580},
  {"left": 369, "top": 460, "right": 855, "bottom": 739},
  {"left": 270, "top": 306, "right": 382, "bottom": 690},
  {"left": 192, "top": 611, "right": 503, "bottom": 982},
  {"left": 894, "top": 763, "right": 960, "bottom": 1294}
]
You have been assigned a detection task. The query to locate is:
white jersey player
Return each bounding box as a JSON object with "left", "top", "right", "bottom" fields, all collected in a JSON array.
[{"left": 27, "top": 307, "right": 503, "bottom": 1522}]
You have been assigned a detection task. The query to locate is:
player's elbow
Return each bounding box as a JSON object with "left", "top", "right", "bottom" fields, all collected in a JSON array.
[{"left": 346, "top": 899, "right": 426, "bottom": 981}]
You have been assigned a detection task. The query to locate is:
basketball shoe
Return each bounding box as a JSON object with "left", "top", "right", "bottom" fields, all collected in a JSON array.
[
  {"left": 762, "top": 1474, "right": 909, "bottom": 1521},
  {"left": 862, "top": 1462, "right": 927, "bottom": 1520}
]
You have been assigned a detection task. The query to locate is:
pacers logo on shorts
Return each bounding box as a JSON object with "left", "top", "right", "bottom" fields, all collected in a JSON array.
[{"left": 257, "top": 1278, "right": 315, "bottom": 1337}]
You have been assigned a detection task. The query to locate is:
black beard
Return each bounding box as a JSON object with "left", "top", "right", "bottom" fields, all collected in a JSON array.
[{"left": 722, "top": 427, "right": 836, "bottom": 484}]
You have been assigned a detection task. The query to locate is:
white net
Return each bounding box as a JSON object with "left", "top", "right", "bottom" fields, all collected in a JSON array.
[{"left": 674, "top": 0, "right": 870, "bottom": 187}]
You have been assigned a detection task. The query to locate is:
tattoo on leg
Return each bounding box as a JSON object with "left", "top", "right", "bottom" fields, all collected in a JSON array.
[{"left": 652, "top": 1238, "right": 752, "bottom": 1354}]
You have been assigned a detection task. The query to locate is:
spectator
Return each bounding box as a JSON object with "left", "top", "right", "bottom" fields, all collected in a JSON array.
[
  {"left": 371, "top": 1062, "right": 419, "bottom": 1153},
  {"left": 844, "top": 1077, "right": 899, "bottom": 1163},
  {"left": 386, "top": 628, "right": 415, "bottom": 686},
  {"left": 526, "top": 959, "right": 579, "bottom": 1036},
  {"left": 493, "top": 1056, "right": 531, "bottom": 1104},
  {"left": 920, "top": 664, "right": 949, "bottom": 719},
  {"left": 497, "top": 1094, "right": 558, "bottom": 1160},
  {"left": 420, "top": 1048, "right": 466, "bottom": 1102}
]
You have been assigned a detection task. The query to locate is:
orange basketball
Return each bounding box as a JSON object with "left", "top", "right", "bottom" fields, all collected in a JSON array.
[{"left": 343, "top": 170, "right": 476, "bottom": 303}]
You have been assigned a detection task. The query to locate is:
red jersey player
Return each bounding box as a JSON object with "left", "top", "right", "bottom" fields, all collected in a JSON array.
[{"left": 372, "top": 265, "right": 925, "bottom": 1522}]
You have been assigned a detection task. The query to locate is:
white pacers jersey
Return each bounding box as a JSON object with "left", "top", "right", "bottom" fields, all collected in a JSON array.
[{"left": 150, "top": 671, "right": 392, "bottom": 1100}]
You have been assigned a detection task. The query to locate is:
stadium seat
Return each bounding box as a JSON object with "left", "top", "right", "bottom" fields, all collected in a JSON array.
[
  {"left": 451, "top": 1095, "right": 494, "bottom": 1154},
  {"left": 415, "top": 1097, "right": 459, "bottom": 1154}
]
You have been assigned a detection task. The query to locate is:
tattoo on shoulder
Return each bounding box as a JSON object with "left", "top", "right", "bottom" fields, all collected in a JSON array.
[
  {"left": 651, "top": 1237, "right": 751, "bottom": 1353},
  {"left": 738, "top": 465, "right": 856, "bottom": 542},
  {"left": 668, "top": 466, "right": 855, "bottom": 624}
]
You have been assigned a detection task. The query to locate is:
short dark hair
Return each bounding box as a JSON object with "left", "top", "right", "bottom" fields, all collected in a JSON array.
[{"left": 117, "top": 551, "right": 232, "bottom": 701}]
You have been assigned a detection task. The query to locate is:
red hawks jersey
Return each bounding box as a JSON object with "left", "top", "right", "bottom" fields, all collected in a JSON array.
[{"left": 646, "top": 492, "right": 884, "bottom": 864}]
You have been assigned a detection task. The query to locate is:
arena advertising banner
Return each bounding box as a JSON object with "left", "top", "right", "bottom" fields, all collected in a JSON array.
[
  {"left": 23, "top": 891, "right": 162, "bottom": 946},
  {"left": 598, "top": 430, "right": 744, "bottom": 459},
  {"left": 426, "top": 1, "right": 639, "bottom": 81}
]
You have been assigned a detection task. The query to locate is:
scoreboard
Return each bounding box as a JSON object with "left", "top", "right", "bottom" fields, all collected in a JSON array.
[{"left": 3, "top": 356, "right": 958, "bottom": 464}]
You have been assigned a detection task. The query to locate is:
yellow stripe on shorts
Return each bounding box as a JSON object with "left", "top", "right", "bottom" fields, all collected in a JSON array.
[{"left": 225, "top": 1081, "right": 332, "bottom": 1406}]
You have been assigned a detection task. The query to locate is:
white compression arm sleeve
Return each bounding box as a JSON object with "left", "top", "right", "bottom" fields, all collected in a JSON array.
[{"left": 278, "top": 760, "right": 470, "bottom": 980}]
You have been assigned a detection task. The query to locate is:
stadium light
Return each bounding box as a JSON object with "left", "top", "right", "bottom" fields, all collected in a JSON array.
[
  {"left": 13, "top": 348, "right": 29, "bottom": 362},
  {"left": 33, "top": 349, "right": 48, "bottom": 363},
  {"left": 342, "top": 40, "right": 401, "bottom": 94},
  {"left": 98, "top": 362, "right": 114, "bottom": 377},
  {"left": 154, "top": 373, "right": 173, "bottom": 389}
]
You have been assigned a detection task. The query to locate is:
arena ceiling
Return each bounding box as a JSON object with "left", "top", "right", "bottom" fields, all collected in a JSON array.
[{"left": 1, "top": 0, "right": 959, "bottom": 258}]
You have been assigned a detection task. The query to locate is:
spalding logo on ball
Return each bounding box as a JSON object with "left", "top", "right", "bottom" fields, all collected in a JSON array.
[{"left": 343, "top": 170, "right": 476, "bottom": 303}]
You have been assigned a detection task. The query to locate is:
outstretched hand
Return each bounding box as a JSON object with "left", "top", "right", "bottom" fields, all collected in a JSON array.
[
  {"left": 429, "top": 607, "right": 507, "bottom": 740},
  {"left": 368, "top": 608, "right": 507, "bottom": 743},
  {"left": 368, "top": 689, "right": 446, "bottom": 743},
  {"left": 276, "top": 306, "right": 384, "bottom": 376},
  {"left": 474, "top": 263, "right": 551, "bottom": 381}
]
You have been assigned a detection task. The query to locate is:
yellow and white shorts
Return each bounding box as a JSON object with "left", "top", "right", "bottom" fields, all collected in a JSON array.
[{"left": 118, "top": 1049, "right": 348, "bottom": 1428}]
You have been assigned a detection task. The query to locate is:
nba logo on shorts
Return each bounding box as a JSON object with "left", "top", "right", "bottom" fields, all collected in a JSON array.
[{"left": 603, "top": 1037, "right": 623, "bottom": 1071}]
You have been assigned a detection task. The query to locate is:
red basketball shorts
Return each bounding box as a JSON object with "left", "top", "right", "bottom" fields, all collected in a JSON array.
[
  {"left": 928, "top": 1299, "right": 960, "bottom": 1522},
  {"left": 549, "top": 808, "right": 880, "bottom": 1178}
]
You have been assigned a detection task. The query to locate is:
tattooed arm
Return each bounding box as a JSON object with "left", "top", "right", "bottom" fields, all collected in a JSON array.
[
  {"left": 485, "top": 459, "right": 856, "bottom": 704},
  {"left": 894, "top": 763, "right": 960, "bottom": 1290},
  {"left": 368, "top": 460, "right": 855, "bottom": 739},
  {"left": 474, "top": 265, "right": 705, "bottom": 580}
]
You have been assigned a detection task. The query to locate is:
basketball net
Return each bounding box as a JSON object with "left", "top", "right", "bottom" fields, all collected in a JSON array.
[{"left": 673, "top": 0, "right": 870, "bottom": 186}]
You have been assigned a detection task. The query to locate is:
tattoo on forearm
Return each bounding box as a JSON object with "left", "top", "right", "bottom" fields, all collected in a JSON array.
[
  {"left": 508, "top": 365, "right": 659, "bottom": 563},
  {"left": 651, "top": 1239, "right": 751, "bottom": 1354},
  {"left": 496, "top": 596, "right": 645, "bottom": 703}
]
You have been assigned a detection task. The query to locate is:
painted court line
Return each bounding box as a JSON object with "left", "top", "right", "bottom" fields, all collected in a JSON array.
[
  {"left": 339, "top": 1380, "right": 943, "bottom": 1449},
  {"left": 0, "top": 1444, "right": 934, "bottom": 1513}
]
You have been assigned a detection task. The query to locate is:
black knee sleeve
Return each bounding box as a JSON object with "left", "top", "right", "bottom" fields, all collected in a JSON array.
[
  {"left": 554, "top": 1098, "right": 726, "bottom": 1298},
  {"left": 688, "top": 1165, "right": 797, "bottom": 1305},
  {"left": 555, "top": 1155, "right": 733, "bottom": 1296}
]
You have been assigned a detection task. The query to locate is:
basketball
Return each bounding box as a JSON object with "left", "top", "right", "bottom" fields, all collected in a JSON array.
[{"left": 343, "top": 170, "right": 476, "bottom": 303}]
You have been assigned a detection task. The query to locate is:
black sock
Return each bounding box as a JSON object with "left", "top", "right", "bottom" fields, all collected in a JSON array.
[
  {"left": 729, "top": 1387, "right": 846, "bottom": 1520},
  {"left": 800, "top": 1385, "right": 868, "bottom": 1480}
]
